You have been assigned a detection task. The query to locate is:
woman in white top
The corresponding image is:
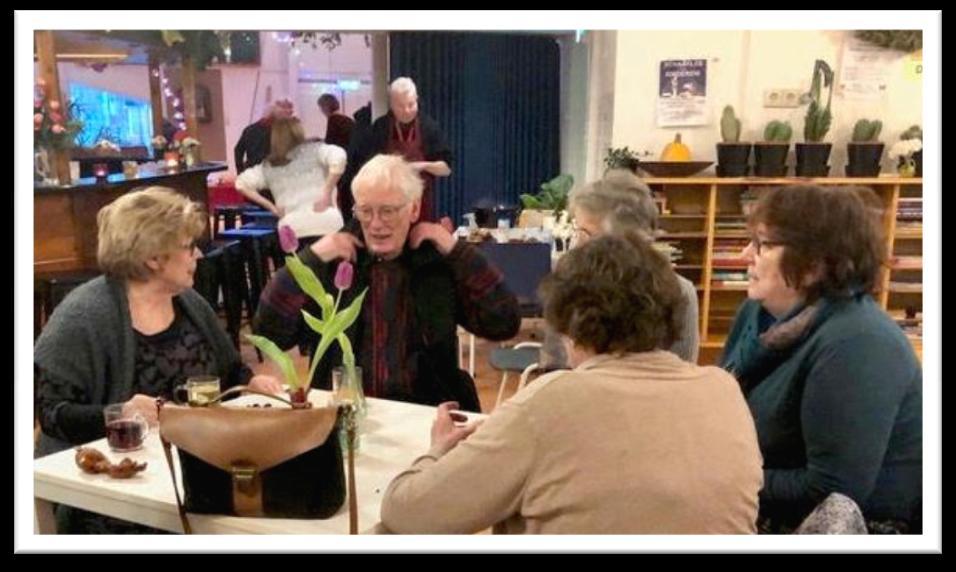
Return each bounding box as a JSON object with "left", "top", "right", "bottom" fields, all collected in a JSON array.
[{"left": 235, "top": 116, "right": 347, "bottom": 241}]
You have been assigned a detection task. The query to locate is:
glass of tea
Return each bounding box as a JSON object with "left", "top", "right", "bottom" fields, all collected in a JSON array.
[
  {"left": 103, "top": 404, "right": 149, "bottom": 452},
  {"left": 174, "top": 376, "right": 221, "bottom": 407}
]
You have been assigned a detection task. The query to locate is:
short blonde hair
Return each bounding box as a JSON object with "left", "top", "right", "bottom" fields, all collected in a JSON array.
[
  {"left": 96, "top": 187, "right": 206, "bottom": 281},
  {"left": 351, "top": 154, "right": 423, "bottom": 202},
  {"left": 389, "top": 77, "right": 418, "bottom": 99}
]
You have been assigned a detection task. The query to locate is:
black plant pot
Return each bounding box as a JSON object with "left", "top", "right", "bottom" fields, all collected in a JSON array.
[
  {"left": 845, "top": 142, "right": 885, "bottom": 177},
  {"left": 795, "top": 142, "right": 832, "bottom": 177},
  {"left": 753, "top": 143, "right": 790, "bottom": 177},
  {"left": 716, "top": 143, "right": 752, "bottom": 177},
  {"left": 914, "top": 149, "right": 923, "bottom": 177}
]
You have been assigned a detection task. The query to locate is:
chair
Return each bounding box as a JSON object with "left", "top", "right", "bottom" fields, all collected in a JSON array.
[{"left": 489, "top": 341, "right": 543, "bottom": 409}]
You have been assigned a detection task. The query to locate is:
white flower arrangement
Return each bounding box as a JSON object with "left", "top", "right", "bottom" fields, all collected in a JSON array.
[
  {"left": 888, "top": 139, "right": 923, "bottom": 161},
  {"left": 552, "top": 210, "right": 575, "bottom": 242},
  {"left": 93, "top": 139, "right": 121, "bottom": 152},
  {"left": 181, "top": 137, "right": 201, "bottom": 149}
]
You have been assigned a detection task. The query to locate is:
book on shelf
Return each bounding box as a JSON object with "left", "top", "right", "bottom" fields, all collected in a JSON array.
[
  {"left": 711, "top": 280, "right": 750, "bottom": 288},
  {"left": 891, "top": 256, "right": 923, "bottom": 270},
  {"left": 888, "top": 281, "right": 923, "bottom": 293}
]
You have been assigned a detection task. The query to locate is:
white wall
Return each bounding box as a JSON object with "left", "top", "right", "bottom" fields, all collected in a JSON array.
[
  {"left": 559, "top": 35, "right": 590, "bottom": 187},
  {"left": 289, "top": 33, "right": 373, "bottom": 140},
  {"left": 606, "top": 30, "right": 923, "bottom": 173}
]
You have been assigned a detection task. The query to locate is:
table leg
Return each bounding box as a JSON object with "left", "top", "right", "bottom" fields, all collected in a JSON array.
[{"left": 35, "top": 497, "right": 57, "bottom": 534}]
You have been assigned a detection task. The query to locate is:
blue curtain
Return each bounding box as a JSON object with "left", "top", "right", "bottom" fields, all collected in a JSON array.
[{"left": 390, "top": 32, "right": 560, "bottom": 224}]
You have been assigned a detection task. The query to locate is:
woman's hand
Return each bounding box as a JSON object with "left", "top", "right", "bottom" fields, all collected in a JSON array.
[
  {"left": 122, "top": 394, "right": 159, "bottom": 427},
  {"left": 430, "top": 401, "right": 481, "bottom": 457}
]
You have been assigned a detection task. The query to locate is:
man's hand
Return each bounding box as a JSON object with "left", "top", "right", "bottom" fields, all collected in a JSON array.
[
  {"left": 310, "top": 232, "right": 365, "bottom": 262},
  {"left": 409, "top": 222, "right": 456, "bottom": 256}
]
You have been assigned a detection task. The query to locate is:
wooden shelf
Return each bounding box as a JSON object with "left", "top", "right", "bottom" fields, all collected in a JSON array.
[
  {"left": 658, "top": 232, "right": 708, "bottom": 239},
  {"left": 710, "top": 284, "right": 749, "bottom": 291},
  {"left": 639, "top": 176, "right": 922, "bottom": 347}
]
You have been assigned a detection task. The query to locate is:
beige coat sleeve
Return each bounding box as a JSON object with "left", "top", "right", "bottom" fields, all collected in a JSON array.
[{"left": 380, "top": 398, "right": 537, "bottom": 534}]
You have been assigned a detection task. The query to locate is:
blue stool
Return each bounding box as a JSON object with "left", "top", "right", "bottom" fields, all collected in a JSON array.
[
  {"left": 213, "top": 205, "right": 246, "bottom": 237},
  {"left": 240, "top": 210, "right": 279, "bottom": 229}
]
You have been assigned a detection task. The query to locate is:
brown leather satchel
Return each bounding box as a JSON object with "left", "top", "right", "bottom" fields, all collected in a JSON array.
[{"left": 158, "top": 387, "right": 358, "bottom": 534}]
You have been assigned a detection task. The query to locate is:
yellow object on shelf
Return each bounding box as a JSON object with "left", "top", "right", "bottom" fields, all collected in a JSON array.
[{"left": 661, "top": 133, "right": 692, "bottom": 162}]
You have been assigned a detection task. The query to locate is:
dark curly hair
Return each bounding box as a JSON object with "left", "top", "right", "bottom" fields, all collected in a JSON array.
[
  {"left": 539, "top": 232, "right": 685, "bottom": 354},
  {"left": 750, "top": 185, "right": 888, "bottom": 301}
]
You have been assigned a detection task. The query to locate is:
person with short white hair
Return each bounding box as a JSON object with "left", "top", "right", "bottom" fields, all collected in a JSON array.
[
  {"left": 254, "top": 154, "right": 520, "bottom": 411},
  {"left": 352, "top": 77, "right": 453, "bottom": 222}
]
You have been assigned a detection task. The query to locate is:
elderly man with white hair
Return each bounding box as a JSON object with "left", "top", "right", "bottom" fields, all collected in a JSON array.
[
  {"left": 254, "top": 154, "right": 520, "bottom": 411},
  {"left": 353, "top": 77, "right": 453, "bottom": 222}
]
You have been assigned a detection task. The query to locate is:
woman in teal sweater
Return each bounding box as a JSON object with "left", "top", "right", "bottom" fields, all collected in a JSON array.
[{"left": 721, "top": 185, "right": 922, "bottom": 533}]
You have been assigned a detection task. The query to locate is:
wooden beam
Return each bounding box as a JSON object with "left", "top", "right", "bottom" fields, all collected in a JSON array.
[
  {"left": 181, "top": 55, "right": 198, "bottom": 138},
  {"left": 148, "top": 53, "right": 165, "bottom": 146},
  {"left": 35, "top": 30, "right": 71, "bottom": 184}
]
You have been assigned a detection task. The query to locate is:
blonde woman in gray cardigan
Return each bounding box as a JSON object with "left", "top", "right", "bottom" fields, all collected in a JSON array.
[
  {"left": 381, "top": 233, "right": 762, "bottom": 534},
  {"left": 35, "top": 188, "right": 283, "bottom": 532}
]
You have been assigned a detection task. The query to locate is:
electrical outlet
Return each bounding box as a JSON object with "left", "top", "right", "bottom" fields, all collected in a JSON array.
[{"left": 764, "top": 89, "right": 803, "bottom": 108}]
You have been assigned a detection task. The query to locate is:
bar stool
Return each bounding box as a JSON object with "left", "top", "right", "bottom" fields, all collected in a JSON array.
[
  {"left": 194, "top": 240, "right": 245, "bottom": 349},
  {"left": 212, "top": 205, "right": 246, "bottom": 237},
  {"left": 216, "top": 227, "right": 281, "bottom": 318},
  {"left": 240, "top": 209, "right": 279, "bottom": 229}
]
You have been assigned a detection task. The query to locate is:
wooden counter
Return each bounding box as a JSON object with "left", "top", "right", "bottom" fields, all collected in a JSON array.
[{"left": 34, "top": 162, "right": 227, "bottom": 275}]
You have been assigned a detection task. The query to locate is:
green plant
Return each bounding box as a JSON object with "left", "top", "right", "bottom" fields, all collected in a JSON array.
[
  {"left": 803, "top": 60, "right": 834, "bottom": 142},
  {"left": 763, "top": 120, "right": 793, "bottom": 143},
  {"left": 852, "top": 119, "right": 883, "bottom": 142},
  {"left": 520, "top": 174, "right": 574, "bottom": 212},
  {"left": 720, "top": 106, "right": 742, "bottom": 143},
  {"left": 900, "top": 125, "right": 922, "bottom": 141},
  {"left": 245, "top": 226, "right": 367, "bottom": 403},
  {"left": 603, "top": 147, "right": 642, "bottom": 171}
]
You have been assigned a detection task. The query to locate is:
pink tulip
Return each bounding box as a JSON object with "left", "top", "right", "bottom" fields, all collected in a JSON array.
[
  {"left": 51, "top": 124, "right": 65, "bottom": 134},
  {"left": 49, "top": 100, "right": 61, "bottom": 111},
  {"left": 36, "top": 78, "right": 47, "bottom": 88},
  {"left": 34, "top": 114, "right": 43, "bottom": 125},
  {"left": 334, "top": 260, "right": 354, "bottom": 291},
  {"left": 278, "top": 225, "right": 299, "bottom": 254}
]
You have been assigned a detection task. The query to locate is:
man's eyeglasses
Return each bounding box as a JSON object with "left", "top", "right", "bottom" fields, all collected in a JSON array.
[{"left": 353, "top": 202, "right": 410, "bottom": 224}]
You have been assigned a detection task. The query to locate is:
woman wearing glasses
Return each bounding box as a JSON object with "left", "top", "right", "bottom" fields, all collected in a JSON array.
[
  {"left": 34, "top": 187, "right": 281, "bottom": 532},
  {"left": 235, "top": 116, "right": 347, "bottom": 247},
  {"left": 721, "top": 185, "right": 922, "bottom": 533}
]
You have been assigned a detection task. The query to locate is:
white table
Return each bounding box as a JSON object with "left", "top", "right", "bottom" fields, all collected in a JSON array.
[{"left": 34, "top": 391, "right": 465, "bottom": 534}]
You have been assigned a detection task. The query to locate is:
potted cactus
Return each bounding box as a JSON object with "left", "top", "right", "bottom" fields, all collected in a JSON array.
[
  {"left": 754, "top": 120, "right": 793, "bottom": 177},
  {"left": 796, "top": 60, "right": 834, "bottom": 177},
  {"left": 846, "top": 119, "right": 884, "bottom": 177},
  {"left": 716, "top": 106, "right": 751, "bottom": 177}
]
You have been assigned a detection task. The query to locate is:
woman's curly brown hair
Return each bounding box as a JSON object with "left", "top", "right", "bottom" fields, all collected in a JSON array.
[
  {"left": 540, "top": 232, "right": 685, "bottom": 354},
  {"left": 750, "top": 185, "right": 888, "bottom": 301}
]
